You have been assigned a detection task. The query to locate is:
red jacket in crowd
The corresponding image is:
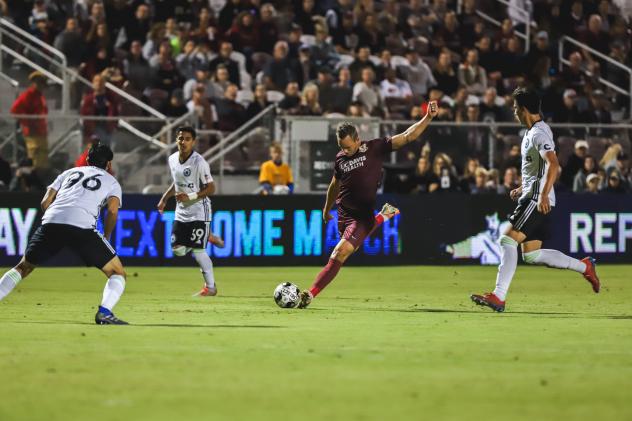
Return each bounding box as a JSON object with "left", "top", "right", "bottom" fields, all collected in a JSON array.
[{"left": 10, "top": 86, "right": 48, "bottom": 137}]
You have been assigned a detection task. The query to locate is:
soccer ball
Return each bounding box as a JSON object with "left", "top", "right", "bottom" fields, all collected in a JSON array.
[{"left": 273, "top": 282, "right": 301, "bottom": 308}]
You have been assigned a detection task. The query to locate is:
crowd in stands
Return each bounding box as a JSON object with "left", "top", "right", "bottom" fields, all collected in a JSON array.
[{"left": 2, "top": 0, "right": 632, "bottom": 194}]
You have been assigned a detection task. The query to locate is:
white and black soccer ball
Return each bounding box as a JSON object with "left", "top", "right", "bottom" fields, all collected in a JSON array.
[{"left": 273, "top": 282, "right": 301, "bottom": 308}]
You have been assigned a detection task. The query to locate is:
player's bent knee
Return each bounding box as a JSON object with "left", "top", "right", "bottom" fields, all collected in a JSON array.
[
  {"left": 172, "top": 245, "right": 189, "bottom": 256},
  {"left": 499, "top": 235, "right": 519, "bottom": 247},
  {"left": 522, "top": 250, "right": 541, "bottom": 264}
]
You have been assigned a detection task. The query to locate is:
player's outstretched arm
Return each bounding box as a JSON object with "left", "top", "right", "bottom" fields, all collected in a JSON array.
[
  {"left": 103, "top": 196, "right": 121, "bottom": 240},
  {"left": 322, "top": 176, "right": 340, "bottom": 223},
  {"left": 157, "top": 183, "right": 175, "bottom": 213},
  {"left": 390, "top": 101, "right": 438, "bottom": 150},
  {"left": 40, "top": 188, "right": 58, "bottom": 211}
]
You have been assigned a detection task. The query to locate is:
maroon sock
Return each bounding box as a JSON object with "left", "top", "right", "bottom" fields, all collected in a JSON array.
[{"left": 309, "top": 258, "right": 343, "bottom": 297}]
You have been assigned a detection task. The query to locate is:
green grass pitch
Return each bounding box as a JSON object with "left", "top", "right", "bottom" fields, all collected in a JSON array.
[{"left": 0, "top": 265, "right": 631, "bottom": 421}]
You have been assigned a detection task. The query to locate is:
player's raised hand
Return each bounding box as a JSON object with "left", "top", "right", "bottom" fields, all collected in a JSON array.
[
  {"left": 426, "top": 100, "right": 438, "bottom": 118},
  {"left": 323, "top": 209, "right": 333, "bottom": 224},
  {"left": 537, "top": 195, "right": 551, "bottom": 214}
]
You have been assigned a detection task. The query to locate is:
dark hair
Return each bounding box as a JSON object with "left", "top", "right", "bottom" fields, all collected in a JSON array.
[
  {"left": 87, "top": 142, "right": 113, "bottom": 169},
  {"left": 336, "top": 122, "right": 358, "bottom": 141},
  {"left": 512, "top": 87, "right": 541, "bottom": 114},
  {"left": 175, "top": 126, "right": 196, "bottom": 140}
]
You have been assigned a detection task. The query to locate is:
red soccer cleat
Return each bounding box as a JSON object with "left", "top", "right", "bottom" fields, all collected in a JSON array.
[
  {"left": 194, "top": 286, "right": 217, "bottom": 297},
  {"left": 470, "top": 292, "right": 506, "bottom": 312},
  {"left": 581, "top": 257, "right": 600, "bottom": 293}
]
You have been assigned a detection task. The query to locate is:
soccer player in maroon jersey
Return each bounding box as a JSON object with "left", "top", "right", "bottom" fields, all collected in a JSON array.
[{"left": 297, "top": 101, "right": 439, "bottom": 308}]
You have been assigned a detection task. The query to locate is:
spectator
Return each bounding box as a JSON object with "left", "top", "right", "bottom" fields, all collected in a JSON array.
[
  {"left": 311, "top": 23, "right": 339, "bottom": 69},
  {"left": 149, "top": 41, "right": 182, "bottom": 95},
  {"left": 470, "top": 167, "right": 493, "bottom": 194},
  {"left": 434, "top": 11, "right": 461, "bottom": 54},
  {"left": 80, "top": 73, "right": 118, "bottom": 146},
  {"left": 413, "top": 155, "right": 435, "bottom": 194},
  {"left": 227, "top": 11, "right": 260, "bottom": 55},
  {"left": 562, "top": 139, "right": 589, "bottom": 187},
  {"left": 54, "top": 18, "right": 84, "bottom": 68},
  {"left": 9, "top": 158, "right": 46, "bottom": 193},
  {"left": 554, "top": 89, "right": 588, "bottom": 136},
  {"left": 183, "top": 69, "right": 215, "bottom": 102},
  {"left": 160, "top": 89, "right": 188, "bottom": 117},
  {"left": 316, "top": 67, "right": 335, "bottom": 113},
  {"left": 587, "top": 90, "right": 612, "bottom": 136},
  {"left": 604, "top": 168, "right": 627, "bottom": 193},
  {"left": 0, "top": 154, "right": 11, "bottom": 191},
  {"left": 263, "top": 41, "right": 296, "bottom": 92},
  {"left": 211, "top": 65, "right": 232, "bottom": 100},
  {"left": 524, "top": 31, "right": 555, "bottom": 77},
  {"left": 429, "top": 153, "right": 459, "bottom": 193},
  {"left": 186, "top": 85, "right": 214, "bottom": 130},
  {"left": 459, "top": 157, "right": 480, "bottom": 192},
  {"left": 209, "top": 42, "right": 241, "bottom": 86},
  {"left": 332, "top": 10, "right": 358, "bottom": 53},
  {"left": 258, "top": 142, "right": 294, "bottom": 195},
  {"left": 176, "top": 40, "right": 208, "bottom": 81},
  {"left": 247, "top": 84, "right": 271, "bottom": 119},
  {"left": 433, "top": 51, "right": 459, "bottom": 97},
  {"left": 581, "top": 14, "right": 611, "bottom": 56},
  {"left": 585, "top": 173, "right": 601, "bottom": 193},
  {"left": 479, "top": 88, "right": 504, "bottom": 121},
  {"left": 573, "top": 155, "right": 598, "bottom": 192},
  {"left": 347, "top": 101, "right": 370, "bottom": 117},
  {"left": 278, "top": 82, "right": 301, "bottom": 113},
  {"left": 375, "top": 49, "right": 394, "bottom": 82},
  {"left": 458, "top": 49, "right": 487, "bottom": 95},
  {"left": 296, "top": 83, "right": 322, "bottom": 116},
  {"left": 259, "top": 3, "right": 280, "bottom": 54},
  {"left": 349, "top": 46, "right": 377, "bottom": 83},
  {"left": 295, "top": 0, "right": 317, "bottom": 35},
  {"left": 218, "top": 0, "right": 249, "bottom": 33},
  {"left": 119, "top": 3, "right": 150, "bottom": 50},
  {"left": 498, "top": 167, "right": 519, "bottom": 194},
  {"left": 215, "top": 84, "right": 247, "bottom": 131},
  {"left": 561, "top": 52, "right": 586, "bottom": 94},
  {"left": 123, "top": 40, "right": 152, "bottom": 91},
  {"left": 353, "top": 67, "right": 385, "bottom": 116},
  {"left": 401, "top": 49, "right": 436, "bottom": 101},
  {"left": 356, "top": 13, "right": 385, "bottom": 52},
  {"left": 379, "top": 68, "right": 413, "bottom": 117},
  {"left": 327, "top": 67, "right": 353, "bottom": 114},
  {"left": 10, "top": 71, "right": 49, "bottom": 169},
  {"left": 297, "top": 43, "right": 316, "bottom": 87},
  {"left": 85, "top": 21, "right": 112, "bottom": 61}
]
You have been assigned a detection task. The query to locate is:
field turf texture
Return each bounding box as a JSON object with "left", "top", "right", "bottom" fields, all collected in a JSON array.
[{"left": 0, "top": 265, "right": 630, "bottom": 421}]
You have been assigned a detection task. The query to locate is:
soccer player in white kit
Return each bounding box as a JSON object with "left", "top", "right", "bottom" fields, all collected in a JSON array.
[
  {"left": 0, "top": 143, "right": 129, "bottom": 324},
  {"left": 471, "top": 87, "right": 601, "bottom": 312},
  {"left": 157, "top": 126, "right": 219, "bottom": 296}
]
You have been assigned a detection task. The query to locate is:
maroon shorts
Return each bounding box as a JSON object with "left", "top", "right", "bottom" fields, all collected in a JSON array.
[{"left": 337, "top": 209, "right": 375, "bottom": 249}]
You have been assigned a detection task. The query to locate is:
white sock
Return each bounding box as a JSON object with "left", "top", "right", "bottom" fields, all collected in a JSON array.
[
  {"left": 100, "top": 275, "right": 125, "bottom": 311},
  {"left": 0, "top": 269, "right": 22, "bottom": 301},
  {"left": 493, "top": 236, "right": 519, "bottom": 301},
  {"left": 523, "top": 249, "right": 587, "bottom": 273},
  {"left": 192, "top": 249, "right": 215, "bottom": 289}
]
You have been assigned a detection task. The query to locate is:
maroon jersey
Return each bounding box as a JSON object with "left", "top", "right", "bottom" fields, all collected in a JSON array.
[{"left": 334, "top": 137, "right": 392, "bottom": 215}]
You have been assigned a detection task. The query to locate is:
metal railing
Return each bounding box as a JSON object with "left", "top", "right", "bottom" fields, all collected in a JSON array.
[
  {"left": 0, "top": 17, "right": 166, "bottom": 121},
  {"left": 0, "top": 17, "right": 69, "bottom": 111},
  {"left": 456, "top": 0, "right": 532, "bottom": 53},
  {"left": 558, "top": 35, "right": 632, "bottom": 119}
]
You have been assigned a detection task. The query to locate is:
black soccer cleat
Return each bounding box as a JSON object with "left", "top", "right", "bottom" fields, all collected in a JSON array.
[{"left": 95, "top": 311, "right": 129, "bottom": 325}]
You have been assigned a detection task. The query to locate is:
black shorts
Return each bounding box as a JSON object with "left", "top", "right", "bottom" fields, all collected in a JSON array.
[
  {"left": 25, "top": 223, "right": 117, "bottom": 268},
  {"left": 508, "top": 199, "right": 552, "bottom": 241},
  {"left": 171, "top": 220, "right": 210, "bottom": 249}
]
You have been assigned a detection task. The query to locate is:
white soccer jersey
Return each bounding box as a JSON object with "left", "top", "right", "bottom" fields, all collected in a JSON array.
[
  {"left": 168, "top": 151, "right": 214, "bottom": 222},
  {"left": 42, "top": 166, "right": 122, "bottom": 229},
  {"left": 518, "top": 120, "right": 556, "bottom": 206}
]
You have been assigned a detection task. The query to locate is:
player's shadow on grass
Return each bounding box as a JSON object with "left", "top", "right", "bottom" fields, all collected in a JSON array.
[{"left": 373, "top": 308, "right": 632, "bottom": 319}]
